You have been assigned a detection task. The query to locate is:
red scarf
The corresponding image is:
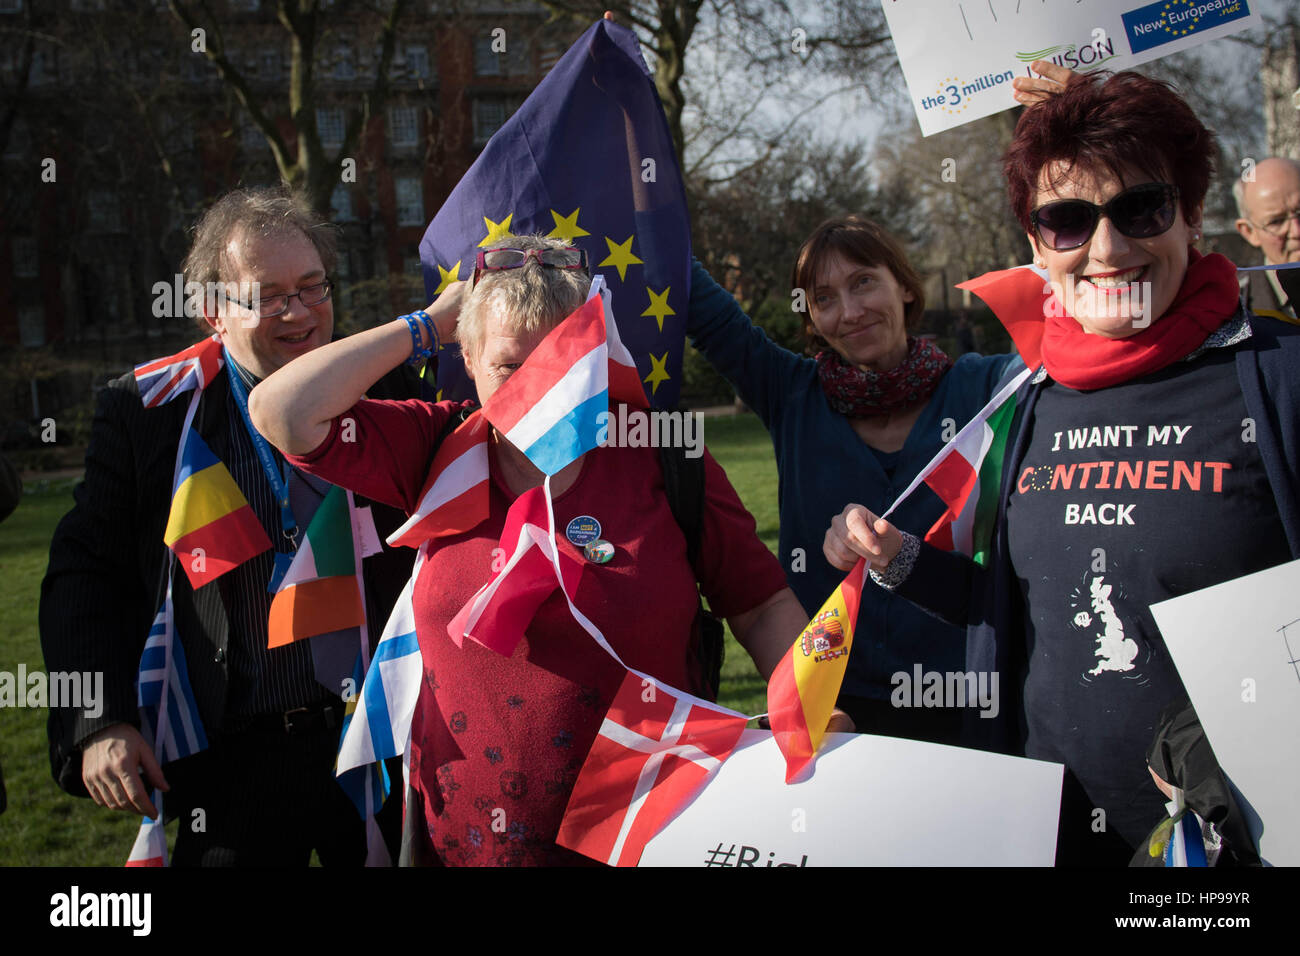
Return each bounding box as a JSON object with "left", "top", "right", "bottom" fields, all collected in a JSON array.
[
  {"left": 960, "top": 251, "right": 1240, "bottom": 391},
  {"left": 816, "top": 336, "right": 953, "bottom": 417}
]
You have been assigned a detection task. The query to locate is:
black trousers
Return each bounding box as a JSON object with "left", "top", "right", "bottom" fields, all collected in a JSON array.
[{"left": 163, "top": 726, "right": 397, "bottom": 867}]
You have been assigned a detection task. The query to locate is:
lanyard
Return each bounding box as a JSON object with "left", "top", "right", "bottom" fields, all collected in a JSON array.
[{"left": 223, "top": 348, "right": 298, "bottom": 548}]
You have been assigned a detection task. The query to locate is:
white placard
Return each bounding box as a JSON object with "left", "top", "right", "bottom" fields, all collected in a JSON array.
[
  {"left": 881, "top": 0, "right": 1261, "bottom": 135},
  {"left": 640, "top": 729, "right": 1063, "bottom": 866},
  {"left": 1150, "top": 559, "right": 1300, "bottom": 866}
]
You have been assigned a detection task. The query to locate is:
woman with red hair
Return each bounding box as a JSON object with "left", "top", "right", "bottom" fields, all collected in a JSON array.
[{"left": 825, "top": 71, "right": 1299, "bottom": 865}]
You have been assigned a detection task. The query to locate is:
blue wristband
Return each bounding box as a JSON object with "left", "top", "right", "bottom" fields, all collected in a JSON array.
[
  {"left": 402, "top": 313, "right": 432, "bottom": 365},
  {"left": 413, "top": 309, "right": 439, "bottom": 354}
]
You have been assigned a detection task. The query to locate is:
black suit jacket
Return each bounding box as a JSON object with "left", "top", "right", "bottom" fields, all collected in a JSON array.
[{"left": 41, "top": 360, "right": 423, "bottom": 797}]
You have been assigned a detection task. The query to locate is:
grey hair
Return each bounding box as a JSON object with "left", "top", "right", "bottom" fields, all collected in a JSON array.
[
  {"left": 181, "top": 184, "right": 337, "bottom": 330},
  {"left": 1232, "top": 176, "right": 1249, "bottom": 220},
  {"left": 456, "top": 234, "right": 591, "bottom": 361}
]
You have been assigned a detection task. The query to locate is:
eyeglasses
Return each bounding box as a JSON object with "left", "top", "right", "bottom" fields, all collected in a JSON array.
[
  {"left": 1031, "top": 183, "right": 1180, "bottom": 252},
  {"left": 1247, "top": 209, "right": 1300, "bottom": 236},
  {"left": 224, "top": 279, "right": 332, "bottom": 318},
  {"left": 470, "top": 247, "right": 588, "bottom": 289}
]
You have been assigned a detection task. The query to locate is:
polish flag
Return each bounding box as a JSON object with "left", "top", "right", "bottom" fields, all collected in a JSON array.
[
  {"left": 387, "top": 411, "right": 491, "bottom": 548},
  {"left": 447, "top": 486, "right": 584, "bottom": 656},
  {"left": 557, "top": 669, "right": 748, "bottom": 867}
]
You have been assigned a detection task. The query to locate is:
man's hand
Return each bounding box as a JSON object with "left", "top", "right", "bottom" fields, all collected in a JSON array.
[
  {"left": 81, "top": 723, "right": 168, "bottom": 819},
  {"left": 825, "top": 708, "right": 855, "bottom": 734},
  {"left": 824, "top": 504, "right": 903, "bottom": 572},
  {"left": 1011, "top": 60, "right": 1078, "bottom": 106}
]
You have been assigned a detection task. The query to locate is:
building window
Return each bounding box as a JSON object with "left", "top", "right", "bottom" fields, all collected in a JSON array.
[
  {"left": 260, "top": 47, "right": 280, "bottom": 79},
  {"left": 0, "top": 0, "right": 24, "bottom": 14},
  {"left": 472, "top": 98, "right": 507, "bottom": 146},
  {"left": 231, "top": 0, "right": 259, "bottom": 11},
  {"left": 4, "top": 117, "right": 28, "bottom": 158},
  {"left": 241, "top": 117, "right": 265, "bottom": 153},
  {"left": 333, "top": 43, "right": 355, "bottom": 81},
  {"left": 12, "top": 236, "right": 37, "bottom": 278},
  {"left": 406, "top": 44, "right": 430, "bottom": 80},
  {"left": 395, "top": 176, "right": 424, "bottom": 227},
  {"left": 335, "top": 250, "right": 351, "bottom": 279},
  {"left": 316, "top": 107, "right": 345, "bottom": 147},
  {"left": 538, "top": 41, "right": 563, "bottom": 74},
  {"left": 30, "top": 49, "right": 53, "bottom": 85},
  {"left": 87, "top": 190, "right": 122, "bottom": 232},
  {"left": 18, "top": 306, "right": 44, "bottom": 348},
  {"left": 473, "top": 35, "right": 501, "bottom": 77},
  {"left": 330, "top": 185, "right": 354, "bottom": 222},
  {"left": 388, "top": 105, "right": 418, "bottom": 148},
  {"left": 505, "top": 37, "right": 531, "bottom": 77}
]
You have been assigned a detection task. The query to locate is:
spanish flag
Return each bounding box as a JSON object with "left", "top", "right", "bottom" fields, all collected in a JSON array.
[
  {"left": 267, "top": 486, "right": 365, "bottom": 648},
  {"left": 165, "top": 427, "right": 271, "bottom": 588},
  {"left": 767, "top": 558, "right": 867, "bottom": 782}
]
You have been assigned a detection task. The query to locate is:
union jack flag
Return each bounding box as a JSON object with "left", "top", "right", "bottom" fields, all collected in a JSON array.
[{"left": 133, "top": 335, "right": 224, "bottom": 408}]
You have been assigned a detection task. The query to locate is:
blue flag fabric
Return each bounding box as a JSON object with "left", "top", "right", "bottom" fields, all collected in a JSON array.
[{"left": 420, "top": 19, "right": 691, "bottom": 408}]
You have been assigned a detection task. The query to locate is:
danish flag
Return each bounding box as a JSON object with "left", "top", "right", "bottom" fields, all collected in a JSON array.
[
  {"left": 557, "top": 669, "right": 748, "bottom": 867},
  {"left": 133, "top": 335, "right": 224, "bottom": 408},
  {"left": 387, "top": 410, "right": 491, "bottom": 548}
]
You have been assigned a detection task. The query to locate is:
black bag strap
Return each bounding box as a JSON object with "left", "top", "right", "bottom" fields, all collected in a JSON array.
[{"left": 658, "top": 440, "right": 706, "bottom": 570}]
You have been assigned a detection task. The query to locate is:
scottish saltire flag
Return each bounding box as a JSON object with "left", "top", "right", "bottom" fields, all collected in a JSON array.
[
  {"left": 881, "top": 365, "right": 1035, "bottom": 565},
  {"left": 447, "top": 486, "right": 585, "bottom": 656},
  {"left": 336, "top": 571, "right": 422, "bottom": 775},
  {"left": 419, "top": 18, "right": 691, "bottom": 407},
  {"left": 137, "top": 585, "right": 209, "bottom": 763},
  {"left": 336, "top": 647, "right": 391, "bottom": 822},
  {"left": 267, "top": 486, "right": 365, "bottom": 648},
  {"left": 125, "top": 804, "right": 167, "bottom": 867},
  {"left": 165, "top": 424, "right": 271, "bottom": 588},
  {"left": 481, "top": 281, "right": 637, "bottom": 476},
  {"left": 767, "top": 559, "right": 866, "bottom": 783},
  {"left": 557, "top": 669, "right": 747, "bottom": 866},
  {"left": 134, "top": 336, "right": 224, "bottom": 408},
  {"left": 387, "top": 411, "right": 491, "bottom": 549}
]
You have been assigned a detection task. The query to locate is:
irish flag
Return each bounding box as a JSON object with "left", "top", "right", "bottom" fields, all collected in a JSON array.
[
  {"left": 267, "top": 486, "right": 366, "bottom": 648},
  {"left": 767, "top": 558, "right": 866, "bottom": 783},
  {"left": 882, "top": 365, "right": 1035, "bottom": 566}
]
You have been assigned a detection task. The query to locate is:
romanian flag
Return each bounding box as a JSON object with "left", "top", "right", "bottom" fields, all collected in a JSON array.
[
  {"left": 767, "top": 559, "right": 867, "bottom": 783},
  {"left": 165, "top": 426, "right": 271, "bottom": 588},
  {"left": 267, "top": 486, "right": 365, "bottom": 648}
]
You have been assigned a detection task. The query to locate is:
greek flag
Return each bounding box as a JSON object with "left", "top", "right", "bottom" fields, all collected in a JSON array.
[{"left": 137, "top": 577, "right": 208, "bottom": 763}]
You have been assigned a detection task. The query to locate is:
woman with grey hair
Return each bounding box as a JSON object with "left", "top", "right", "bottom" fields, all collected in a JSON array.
[{"left": 250, "top": 235, "right": 841, "bottom": 866}]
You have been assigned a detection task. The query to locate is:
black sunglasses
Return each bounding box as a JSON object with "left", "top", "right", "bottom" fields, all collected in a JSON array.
[{"left": 1031, "top": 183, "right": 1180, "bottom": 252}]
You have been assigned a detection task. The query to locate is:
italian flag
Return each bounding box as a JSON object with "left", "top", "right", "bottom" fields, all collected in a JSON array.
[
  {"left": 767, "top": 558, "right": 866, "bottom": 783},
  {"left": 267, "top": 486, "right": 366, "bottom": 648},
  {"left": 883, "top": 365, "right": 1035, "bottom": 566}
]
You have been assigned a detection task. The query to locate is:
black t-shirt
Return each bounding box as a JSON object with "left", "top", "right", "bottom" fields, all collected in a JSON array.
[{"left": 1006, "top": 346, "right": 1290, "bottom": 861}]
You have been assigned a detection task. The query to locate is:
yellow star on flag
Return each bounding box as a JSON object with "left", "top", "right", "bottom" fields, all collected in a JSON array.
[
  {"left": 434, "top": 261, "right": 461, "bottom": 294},
  {"left": 643, "top": 351, "right": 670, "bottom": 396},
  {"left": 546, "top": 208, "right": 590, "bottom": 244},
  {"left": 641, "top": 286, "right": 674, "bottom": 332},
  {"left": 478, "top": 214, "right": 515, "bottom": 248},
  {"left": 598, "top": 235, "right": 643, "bottom": 282}
]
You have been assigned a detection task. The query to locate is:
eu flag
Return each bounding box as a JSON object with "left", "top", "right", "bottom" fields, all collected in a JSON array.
[{"left": 420, "top": 19, "right": 691, "bottom": 408}]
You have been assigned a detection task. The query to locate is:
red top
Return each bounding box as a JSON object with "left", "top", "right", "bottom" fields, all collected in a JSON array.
[{"left": 289, "top": 399, "right": 787, "bottom": 865}]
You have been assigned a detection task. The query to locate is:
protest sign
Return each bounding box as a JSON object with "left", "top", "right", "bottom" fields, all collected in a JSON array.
[
  {"left": 640, "top": 729, "right": 1063, "bottom": 866},
  {"left": 881, "top": 0, "right": 1260, "bottom": 135},
  {"left": 1150, "top": 559, "right": 1300, "bottom": 866}
]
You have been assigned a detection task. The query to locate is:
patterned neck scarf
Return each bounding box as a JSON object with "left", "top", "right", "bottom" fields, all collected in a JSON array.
[{"left": 816, "top": 336, "right": 953, "bottom": 417}]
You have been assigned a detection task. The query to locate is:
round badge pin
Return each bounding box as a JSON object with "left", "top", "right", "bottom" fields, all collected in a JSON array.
[
  {"left": 565, "top": 515, "right": 601, "bottom": 547},
  {"left": 584, "top": 539, "right": 615, "bottom": 564}
]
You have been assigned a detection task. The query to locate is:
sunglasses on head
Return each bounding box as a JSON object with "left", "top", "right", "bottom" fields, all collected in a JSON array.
[
  {"left": 470, "top": 246, "right": 588, "bottom": 289},
  {"left": 1030, "top": 183, "right": 1180, "bottom": 252}
]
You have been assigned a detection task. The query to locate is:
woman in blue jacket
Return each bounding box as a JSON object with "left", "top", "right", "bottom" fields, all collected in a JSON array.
[
  {"left": 825, "top": 71, "right": 1299, "bottom": 864},
  {"left": 687, "top": 219, "right": 1020, "bottom": 744}
]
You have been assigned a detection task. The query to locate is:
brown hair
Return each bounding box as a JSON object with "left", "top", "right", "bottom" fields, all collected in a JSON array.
[
  {"left": 791, "top": 216, "right": 925, "bottom": 353},
  {"left": 181, "top": 184, "right": 337, "bottom": 331}
]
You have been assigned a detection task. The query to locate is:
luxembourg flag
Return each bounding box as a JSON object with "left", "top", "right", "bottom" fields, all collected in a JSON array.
[
  {"left": 336, "top": 570, "right": 423, "bottom": 775},
  {"left": 767, "top": 559, "right": 866, "bottom": 782},
  {"left": 387, "top": 411, "right": 491, "bottom": 549},
  {"left": 447, "top": 486, "right": 585, "bottom": 656},
  {"left": 134, "top": 335, "right": 224, "bottom": 408},
  {"left": 125, "top": 805, "right": 167, "bottom": 867},
  {"left": 881, "top": 365, "right": 1034, "bottom": 565},
  {"left": 481, "top": 276, "right": 644, "bottom": 476}
]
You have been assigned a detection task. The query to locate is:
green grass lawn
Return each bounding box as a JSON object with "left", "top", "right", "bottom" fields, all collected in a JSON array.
[{"left": 0, "top": 412, "right": 779, "bottom": 866}]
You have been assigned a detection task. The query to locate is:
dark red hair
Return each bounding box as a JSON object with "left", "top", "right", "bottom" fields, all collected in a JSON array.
[{"left": 1003, "top": 71, "right": 1216, "bottom": 231}]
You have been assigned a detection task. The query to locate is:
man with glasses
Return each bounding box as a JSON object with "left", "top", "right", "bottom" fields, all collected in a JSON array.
[
  {"left": 41, "top": 186, "right": 422, "bottom": 865},
  {"left": 1233, "top": 156, "right": 1300, "bottom": 321}
]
